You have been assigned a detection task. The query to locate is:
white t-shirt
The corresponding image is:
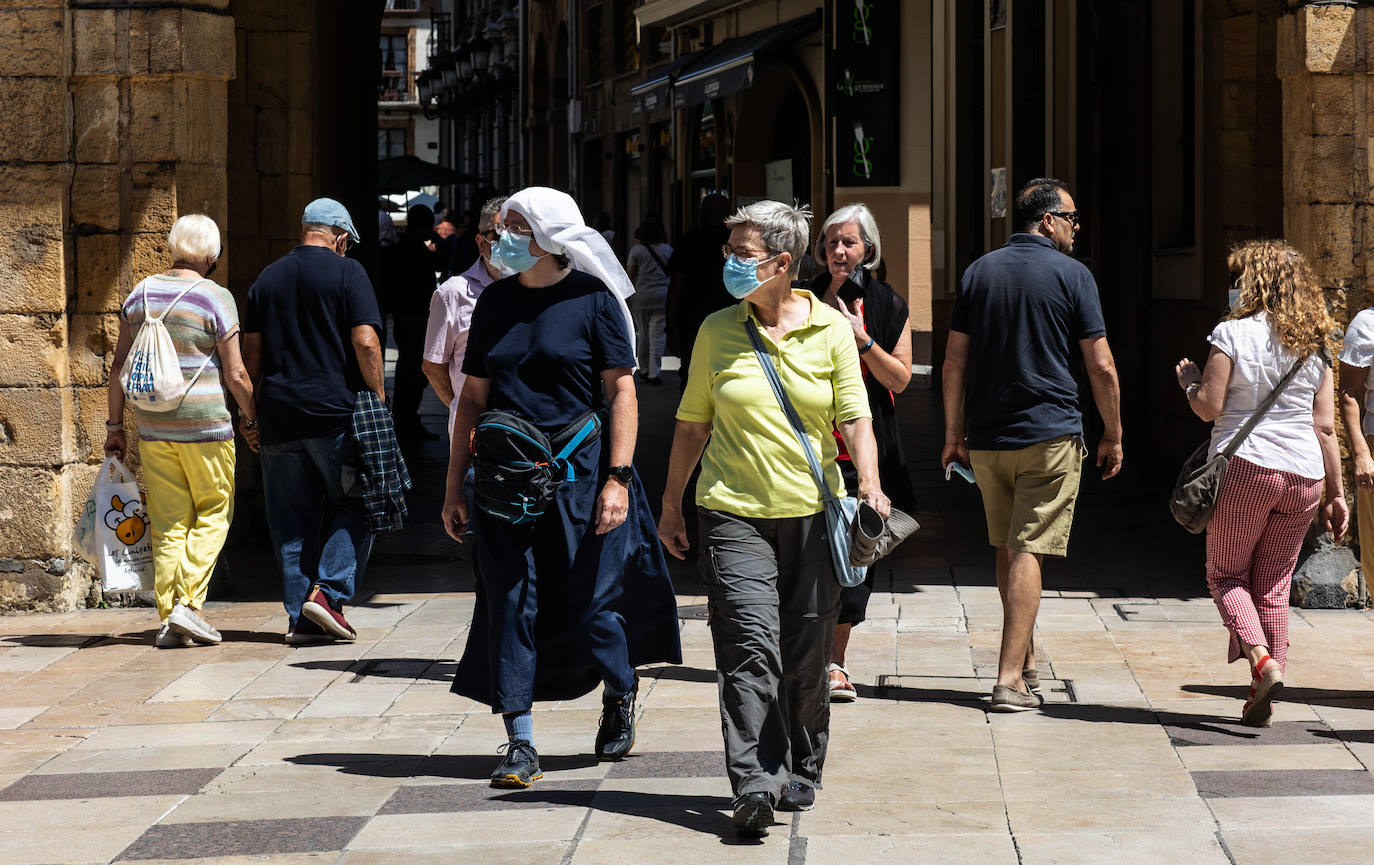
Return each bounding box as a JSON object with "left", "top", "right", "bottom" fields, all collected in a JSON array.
[
  {"left": 626, "top": 243, "right": 672, "bottom": 310},
  {"left": 422, "top": 258, "right": 497, "bottom": 434},
  {"left": 1207, "top": 312, "right": 1327, "bottom": 479},
  {"left": 1338, "top": 307, "right": 1374, "bottom": 436}
]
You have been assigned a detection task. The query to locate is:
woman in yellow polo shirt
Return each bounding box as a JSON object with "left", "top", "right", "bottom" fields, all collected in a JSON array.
[{"left": 657, "top": 200, "right": 890, "bottom": 836}]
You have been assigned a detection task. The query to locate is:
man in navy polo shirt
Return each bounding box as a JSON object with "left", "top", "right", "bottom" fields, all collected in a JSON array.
[
  {"left": 941, "top": 178, "right": 1123, "bottom": 712},
  {"left": 242, "top": 199, "right": 387, "bottom": 645}
]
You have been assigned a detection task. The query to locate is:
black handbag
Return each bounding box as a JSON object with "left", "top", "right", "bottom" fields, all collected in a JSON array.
[{"left": 1169, "top": 355, "right": 1307, "bottom": 533}]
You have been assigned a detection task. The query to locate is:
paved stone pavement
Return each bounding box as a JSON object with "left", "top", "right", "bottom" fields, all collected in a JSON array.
[{"left": 6, "top": 376, "right": 1374, "bottom": 864}]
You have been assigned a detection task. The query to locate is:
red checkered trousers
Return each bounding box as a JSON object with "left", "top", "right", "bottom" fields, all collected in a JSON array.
[{"left": 1205, "top": 456, "right": 1322, "bottom": 672}]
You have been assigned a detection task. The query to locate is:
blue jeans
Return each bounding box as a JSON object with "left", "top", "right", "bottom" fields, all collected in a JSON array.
[{"left": 260, "top": 430, "right": 374, "bottom": 628}]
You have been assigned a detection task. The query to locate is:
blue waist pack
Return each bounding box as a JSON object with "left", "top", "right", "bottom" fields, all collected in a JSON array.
[{"left": 470, "top": 408, "right": 604, "bottom": 525}]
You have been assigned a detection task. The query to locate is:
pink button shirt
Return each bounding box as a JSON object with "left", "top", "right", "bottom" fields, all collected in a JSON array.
[{"left": 423, "top": 258, "right": 498, "bottom": 433}]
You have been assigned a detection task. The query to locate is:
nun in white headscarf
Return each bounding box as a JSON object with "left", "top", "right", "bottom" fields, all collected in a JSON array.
[{"left": 441, "top": 187, "right": 682, "bottom": 787}]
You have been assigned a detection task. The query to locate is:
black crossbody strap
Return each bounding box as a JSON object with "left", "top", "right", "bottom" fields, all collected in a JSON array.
[{"left": 1220, "top": 354, "right": 1310, "bottom": 460}]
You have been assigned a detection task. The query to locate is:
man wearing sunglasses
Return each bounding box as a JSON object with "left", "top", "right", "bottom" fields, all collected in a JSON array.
[
  {"left": 423, "top": 196, "right": 511, "bottom": 438},
  {"left": 941, "top": 177, "right": 1123, "bottom": 713}
]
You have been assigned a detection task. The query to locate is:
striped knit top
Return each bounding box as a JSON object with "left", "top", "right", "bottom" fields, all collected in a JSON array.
[{"left": 120, "top": 274, "right": 240, "bottom": 442}]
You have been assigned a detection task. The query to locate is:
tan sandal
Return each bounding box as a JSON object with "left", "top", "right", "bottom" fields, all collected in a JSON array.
[{"left": 827, "top": 663, "right": 857, "bottom": 703}]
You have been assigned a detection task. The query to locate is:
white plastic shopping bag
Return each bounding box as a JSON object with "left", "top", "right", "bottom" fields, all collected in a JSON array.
[{"left": 89, "top": 457, "right": 154, "bottom": 592}]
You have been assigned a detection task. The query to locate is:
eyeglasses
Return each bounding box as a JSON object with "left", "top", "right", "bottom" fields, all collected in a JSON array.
[
  {"left": 721, "top": 245, "right": 775, "bottom": 262},
  {"left": 1048, "top": 211, "right": 1080, "bottom": 229},
  {"left": 501, "top": 225, "right": 535, "bottom": 239}
]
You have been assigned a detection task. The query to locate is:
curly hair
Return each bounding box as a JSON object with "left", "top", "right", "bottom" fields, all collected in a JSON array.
[{"left": 1226, "top": 239, "right": 1332, "bottom": 356}]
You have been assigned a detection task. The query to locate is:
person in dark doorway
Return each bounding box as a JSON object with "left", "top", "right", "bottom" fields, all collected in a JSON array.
[
  {"left": 942, "top": 178, "right": 1123, "bottom": 713},
  {"left": 666, "top": 193, "right": 733, "bottom": 391},
  {"left": 625, "top": 216, "right": 673, "bottom": 384},
  {"left": 658, "top": 200, "right": 889, "bottom": 835},
  {"left": 810, "top": 203, "right": 915, "bottom": 703},
  {"left": 442, "top": 187, "right": 681, "bottom": 789},
  {"left": 387, "top": 205, "right": 444, "bottom": 440},
  {"left": 242, "top": 199, "right": 386, "bottom": 645}
]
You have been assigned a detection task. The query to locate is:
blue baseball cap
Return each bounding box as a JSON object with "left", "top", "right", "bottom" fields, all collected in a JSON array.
[{"left": 302, "top": 198, "right": 360, "bottom": 245}]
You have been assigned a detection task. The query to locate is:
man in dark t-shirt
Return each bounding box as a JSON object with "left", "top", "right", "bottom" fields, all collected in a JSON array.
[
  {"left": 242, "top": 198, "right": 386, "bottom": 645},
  {"left": 941, "top": 178, "right": 1123, "bottom": 713}
]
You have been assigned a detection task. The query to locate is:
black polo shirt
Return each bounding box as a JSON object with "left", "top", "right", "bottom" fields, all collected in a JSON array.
[
  {"left": 243, "top": 246, "right": 383, "bottom": 445},
  {"left": 950, "top": 233, "right": 1107, "bottom": 450}
]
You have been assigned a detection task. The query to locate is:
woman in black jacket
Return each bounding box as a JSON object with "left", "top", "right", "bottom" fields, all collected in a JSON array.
[{"left": 811, "top": 203, "right": 916, "bottom": 702}]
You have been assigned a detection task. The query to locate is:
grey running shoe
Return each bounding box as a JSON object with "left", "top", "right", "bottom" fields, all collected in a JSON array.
[
  {"left": 1023, "top": 667, "right": 1042, "bottom": 693},
  {"left": 154, "top": 623, "right": 192, "bottom": 648},
  {"left": 168, "top": 603, "right": 221, "bottom": 645},
  {"left": 732, "top": 791, "right": 774, "bottom": 836},
  {"left": 777, "top": 780, "right": 815, "bottom": 812},
  {"left": 490, "top": 739, "right": 542, "bottom": 788},
  {"left": 990, "top": 683, "right": 1043, "bottom": 712}
]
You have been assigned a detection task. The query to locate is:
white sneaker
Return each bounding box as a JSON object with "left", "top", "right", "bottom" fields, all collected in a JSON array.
[
  {"left": 168, "top": 603, "right": 222, "bottom": 645},
  {"left": 155, "top": 623, "right": 192, "bottom": 648}
]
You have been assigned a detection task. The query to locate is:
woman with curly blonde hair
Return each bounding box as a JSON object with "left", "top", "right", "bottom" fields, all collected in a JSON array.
[{"left": 1175, "top": 239, "right": 1347, "bottom": 727}]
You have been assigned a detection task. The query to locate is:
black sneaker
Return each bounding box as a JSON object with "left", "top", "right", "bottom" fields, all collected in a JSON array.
[
  {"left": 490, "top": 739, "right": 542, "bottom": 788},
  {"left": 594, "top": 683, "right": 637, "bottom": 761},
  {"left": 732, "top": 791, "right": 774, "bottom": 836},
  {"left": 777, "top": 780, "right": 815, "bottom": 812}
]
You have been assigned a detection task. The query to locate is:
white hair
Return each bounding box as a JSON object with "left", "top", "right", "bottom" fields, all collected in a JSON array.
[
  {"left": 167, "top": 214, "right": 222, "bottom": 264},
  {"left": 815, "top": 203, "right": 881, "bottom": 270},
  {"left": 725, "top": 200, "right": 812, "bottom": 272}
]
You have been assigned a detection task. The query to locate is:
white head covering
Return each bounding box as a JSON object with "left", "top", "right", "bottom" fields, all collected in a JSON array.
[{"left": 500, "top": 187, "right": 637, "bottom": 360}]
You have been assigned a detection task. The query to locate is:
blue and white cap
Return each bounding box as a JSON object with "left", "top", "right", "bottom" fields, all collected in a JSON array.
[{"left": 302, "top": 198, "right": 360, "bottom": 245}]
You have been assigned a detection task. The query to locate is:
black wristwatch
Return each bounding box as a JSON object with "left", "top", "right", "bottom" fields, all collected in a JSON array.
[{"left": 608, "top": 465, "right": 634, "bottom": 484}]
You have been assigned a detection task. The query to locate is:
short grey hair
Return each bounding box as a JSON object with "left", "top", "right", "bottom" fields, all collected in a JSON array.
[
  {"left": 478, "top": 195, "right": 507, "bottom": 232},
  {"left": 167, "top": 214, "right": 221, "bottom": 264},
  {"left": 815, "top": 203, "right": 881, "bottom": 270},
  {"left": 725, "top": 200, "right": 812, "bottom": 272}
]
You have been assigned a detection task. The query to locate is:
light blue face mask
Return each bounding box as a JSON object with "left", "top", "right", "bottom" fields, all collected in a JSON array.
[
  {"left": 1227, "top": 288, "right": 1241, "bottom": 310},
  {"left": 722, "top": 252, "right": 781, "bottom": 299},
  {"left": 492, "top": 229, "right": 546, "bottom": 273}
]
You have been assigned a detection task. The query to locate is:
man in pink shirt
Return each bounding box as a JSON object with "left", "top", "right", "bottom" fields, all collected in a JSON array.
[{"left": 422, "top": 196, "right": 510, "bottom": 435}]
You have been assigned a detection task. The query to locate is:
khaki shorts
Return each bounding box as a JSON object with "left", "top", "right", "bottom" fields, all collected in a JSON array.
[{"left": 970, "top": 435, "right": 1086, "bottom": 557}]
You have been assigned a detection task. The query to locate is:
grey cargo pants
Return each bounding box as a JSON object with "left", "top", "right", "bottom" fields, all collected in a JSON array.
[{"left": 698, "top": 508, "right": 840, "bottom": 804}]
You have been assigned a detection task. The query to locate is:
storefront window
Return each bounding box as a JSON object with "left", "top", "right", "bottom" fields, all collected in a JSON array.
[
  {"left": 378, "top": 34, "right": 408, "bottom": 101},
  {"left": 378, "top": 128, "right": 406, "bottom": 158}
]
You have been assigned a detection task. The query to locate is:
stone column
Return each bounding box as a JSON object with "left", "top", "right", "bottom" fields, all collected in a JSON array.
[
  {"left": 0, "top": 2, "right": 233, "bottom": 611},
  {"left": 1279, "top": 3, "right": 1372, "bottom": 607}
]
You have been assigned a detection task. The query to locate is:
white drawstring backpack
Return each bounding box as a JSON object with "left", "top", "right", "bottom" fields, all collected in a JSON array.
[{"left": 119, "top": 279, "right": 217, "bottom": 412}]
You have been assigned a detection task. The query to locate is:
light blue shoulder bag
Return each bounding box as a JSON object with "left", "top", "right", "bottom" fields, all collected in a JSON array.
[{"left": 744, "top": 319, "right": 867, "bottom": 588}]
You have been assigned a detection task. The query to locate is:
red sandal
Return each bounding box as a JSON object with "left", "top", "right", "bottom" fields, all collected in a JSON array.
[{"left": 1241, "top": 653, "right": 1283, "bottom": 728}]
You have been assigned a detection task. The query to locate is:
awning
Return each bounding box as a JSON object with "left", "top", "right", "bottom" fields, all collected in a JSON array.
[
  {"left": 630, "top": 54, "right": 697, "bottom": 115},
  {"left": 672, "top": 11, "right": 820, "bottom": 109}
]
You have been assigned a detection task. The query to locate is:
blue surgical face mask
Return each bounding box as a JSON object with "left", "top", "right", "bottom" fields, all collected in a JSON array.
[
  {"left": 1227, "top": 288, "right": 1241, "bottom": 310},
  {"left": 722, "top": 252, "right": 781, "bottom": 299},
  {"left": 492, "top": 229, "right": 546, "bottom": 273}
]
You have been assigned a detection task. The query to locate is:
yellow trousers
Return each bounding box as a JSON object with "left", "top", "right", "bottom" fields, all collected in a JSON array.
[{"left": 139, "top": 439, "right": 236, "bottom": 620}]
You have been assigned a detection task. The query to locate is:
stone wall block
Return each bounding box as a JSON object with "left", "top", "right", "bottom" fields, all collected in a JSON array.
[
  {"left": 72, "top": 79, "right": 119, "bottom": 164},
  {"left": 183, "top": 80, "right": 229, "bottom": 165},
  {"left": 74, "top": 386, "right": 111, "bottom": 463},
  {"left": 232, "top": 3, "right": 312, "bottom": 33},
  {"left": 1216, "top": 13, "right": 1259, "bottom": 82},
  {"left": 226, "top": 165, "right": 259, "bottom": 236},
  {"left": 181, "top": 12, "right": 236, "bottom": 78},
  {"left": 75, "top": 233, "right": 122, "bottom": 314},
  {"left": 128, "top": 165, "right": 178, "bottom": 237},
  {"left": 286, "top": 110, "right": 312, "bottom": 174},
  {"left": 1308, "top": 203, "right": 1358, "bottom": 282},
  {"left": 173, "top": 164, "right": 228, "bottom": 227},
  {"left": 257, "top": 175, "right": 291, "bottom": 239},
  {"left": 227, "top": 233, "right": 268, "bottom": 289},
  {"left": 245, "top": 32, "right": 290, "bottom": 109},
  {"left": 0, "top": 388, "right": 77, "bottom": 468},
  {"left": 129, "top": 78, "right": 182, "bottom": 163},
  {"left": 0, "top": 9, "right": 64, "bottom": 77},
  {"left": 0, "top": 77, "right": 65, "bottom": 162},
  {"left": 1310, "top": 135, "right": 1357, "bottom": 202},
  {"left": 1219, "top": 82, "right": 1257, "bottom": 131},
  {"left": 129, "top": 8, "right": 182, "bottom": 76},
  {"left": 227, "top": 104, "right": 256, "bottom": 174},
  {"left": 285, "top": 31, "right": 313, "bottom": 109},
  {"left": 0, "top": 314, "right": 66, "bottom": 387},
  {"left": 68, "top": 313, "right": 119, "bottom": 388},
  {"left": 72, "top": 165, "right": 122, "bottom": 232},
  {"left": 127, "top": 232, "right": 171, "bottom": 287},
  {"left": 255, "top": 108, "right": 290, "bottom": 175},
  {"left": 0, "top": 165, "right": 66, "bottom": 315},
  {"left": 1303, "top": 5, "right": 1358, "bottom": 74},
  {"left": 228, "top": 28, "right": 247, "bottom": 104},
  {"left": 1311, "top": 76, "right": 1356, "bottom": 136},
  {"left": 73, "top": 8, "right": 122, "bottom": 77}
]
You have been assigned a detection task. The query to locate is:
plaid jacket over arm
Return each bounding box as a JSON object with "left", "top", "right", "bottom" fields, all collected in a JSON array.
[{"left": 349, "top": 391, "right": 413, "bottom": 533}]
